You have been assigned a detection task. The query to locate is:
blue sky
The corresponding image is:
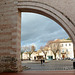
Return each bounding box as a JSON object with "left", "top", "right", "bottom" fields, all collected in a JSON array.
[{"left": 21, "top": 12, "right": 69, "bottom": 50}]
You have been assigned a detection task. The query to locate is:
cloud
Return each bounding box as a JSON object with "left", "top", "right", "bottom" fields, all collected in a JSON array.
[{"left": 21, "top": 12, "right": 69, "bottom": 50}]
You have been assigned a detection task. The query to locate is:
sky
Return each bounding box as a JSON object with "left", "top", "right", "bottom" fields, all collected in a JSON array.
[{"left": 21, "top": 12, "right": 69, "bottom": 50}]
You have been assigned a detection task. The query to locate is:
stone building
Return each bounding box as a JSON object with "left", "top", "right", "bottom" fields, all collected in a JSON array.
[
  {"left": 58, "top": 39, "right": 74, "bottom": 59},
  {"left": 47, "top": 39, "right": 74, "bottom": 60}
]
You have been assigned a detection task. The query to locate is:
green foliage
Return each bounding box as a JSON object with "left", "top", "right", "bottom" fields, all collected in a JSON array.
[{"left": 66, "top": 38, "right": 71, "bottom": 40}]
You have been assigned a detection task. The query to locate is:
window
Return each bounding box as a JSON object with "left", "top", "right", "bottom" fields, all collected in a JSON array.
[
  {"left": 66, "top": 49, "right": 68, "bottom": 52},
  {"left": 62, "top": 50, "right": 64, "bottom": 53},
  {"left": 65, "top": 44, "right": 67, "bottom": 46},
  {"left": 69, "top": 44, "right": 71, "bottom": 46},
  {"left": 62, "top": 44, "right": 63, "bottom": 47},
  {"left": 66, "top": 53, "right": 68, "bottom": 57}
]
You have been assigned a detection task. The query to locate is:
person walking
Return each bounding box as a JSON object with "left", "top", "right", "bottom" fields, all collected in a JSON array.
[
  {"left": 41, "top": 59, "right": 43, "bottom": 65},
  {"left": 43, "top": 58, "right": 45, "bottom": 65}
]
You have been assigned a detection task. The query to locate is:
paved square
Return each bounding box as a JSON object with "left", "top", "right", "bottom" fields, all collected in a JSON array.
[{"left": 22, "top": 60, "right": 74, "bottom": 71}]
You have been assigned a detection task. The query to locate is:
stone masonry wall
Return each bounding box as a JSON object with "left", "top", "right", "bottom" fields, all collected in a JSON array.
[
  {"left": 0, "top": 0, "right": 75, "bottom": 73},
  {"left": 0, "top": 0, "right": 21, "bottom": 72}
]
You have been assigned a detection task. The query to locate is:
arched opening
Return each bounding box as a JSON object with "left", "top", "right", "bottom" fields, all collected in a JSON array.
[
  {"left": 17, "top": 1, "right": 75, "bottom": 71},
  {"left": 22, "top": 14, "right": 72, "bottom": 70}
]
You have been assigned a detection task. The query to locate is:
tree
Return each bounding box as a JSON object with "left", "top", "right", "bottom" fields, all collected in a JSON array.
[
  {"left": 37, "top": 49, "right": 41, "bottom": 56},
  {"left": 21, "top": 46, "right": 25, "bottom": 60},
  {"left": 48, "top": 40, "right": 60, "bottom": 60},
  {"left": 40, "top": 46, "right": 48, "bottom": 59},
  {"left": 31, "top": 45, "right": 36, "bottom": 52},
  {"left": 23, "top": 45, "right": 36, "bottom": 60},
  {"left": 66, "top": 37, "right": 71, "bottom": 40}
]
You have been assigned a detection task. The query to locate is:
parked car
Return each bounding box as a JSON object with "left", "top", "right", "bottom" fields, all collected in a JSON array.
[{"left": 64, "top": 57, "right": 70, "bottom": 60}]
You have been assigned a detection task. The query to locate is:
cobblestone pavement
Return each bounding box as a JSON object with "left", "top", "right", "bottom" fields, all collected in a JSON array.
[{"left": 22, "top": 60, "right": 74, "bottom": 71}]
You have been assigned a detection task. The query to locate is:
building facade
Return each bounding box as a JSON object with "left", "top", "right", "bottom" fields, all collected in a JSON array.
[
  {"left": 57, "top": 39, "right": 74, "bottom": 59},
  {"left": 22, "top": 39, "right": 74, "bottom": 60}
]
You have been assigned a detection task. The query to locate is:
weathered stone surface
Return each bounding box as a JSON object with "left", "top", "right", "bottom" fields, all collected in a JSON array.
[{"left": 0, "top": 0, "right": 75, "bottom": 73}]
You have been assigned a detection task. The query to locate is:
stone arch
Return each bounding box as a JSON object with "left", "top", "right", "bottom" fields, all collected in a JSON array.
[
  {"left": 17, "top": 0, "right": 75, "bottom": 59},
  {"left": 18, "top": 1, "right": 75, "bottom": 43},
  {"left": 0, "top": 0, "right": 75, "bottom": 72}
]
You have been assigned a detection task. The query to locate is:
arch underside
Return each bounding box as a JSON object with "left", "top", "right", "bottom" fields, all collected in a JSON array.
[{"left": 18, "top": 1, "right": 75, "bottom": 44}]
